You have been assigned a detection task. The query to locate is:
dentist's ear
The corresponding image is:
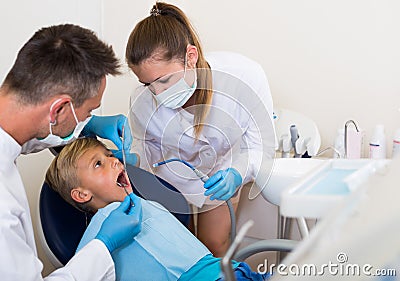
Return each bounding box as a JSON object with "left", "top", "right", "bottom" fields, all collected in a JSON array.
[
  {"left": 48, "top": 96, "right": 72, "bottom": 124},
  {"left": 71, "top": 187, "right": 92, "bottom": 203}
]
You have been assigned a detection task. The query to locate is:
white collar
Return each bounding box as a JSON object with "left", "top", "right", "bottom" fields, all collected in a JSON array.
[{"left": 0, "top": 126, "right": 22, "bottom": 166}]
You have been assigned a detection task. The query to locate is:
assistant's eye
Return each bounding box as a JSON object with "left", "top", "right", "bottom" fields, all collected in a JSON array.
[{"left": 94, "top": 160, "right": 102, "bottom": 168}]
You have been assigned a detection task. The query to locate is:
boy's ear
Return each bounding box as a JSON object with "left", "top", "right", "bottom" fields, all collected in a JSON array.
[{"left": 71, "top": 187, "right": 92, "bottom": 203}]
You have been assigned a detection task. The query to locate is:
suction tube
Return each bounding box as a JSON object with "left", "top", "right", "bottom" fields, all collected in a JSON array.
[{"left": 153, "top": 158, "right": 236, "bottom": 242}]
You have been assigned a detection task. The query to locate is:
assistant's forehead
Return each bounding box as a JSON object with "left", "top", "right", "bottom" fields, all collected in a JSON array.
[{"left": 132, "top": 58, "right": 183, "bottom": 85}]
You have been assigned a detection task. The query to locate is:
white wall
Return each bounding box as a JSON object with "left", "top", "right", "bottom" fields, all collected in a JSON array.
[
  {"left": 1, "top": 0, "right": 399, "bottom": 276},
  {"left": 102, "top": 0, "right": 400, "bottom": 155}
]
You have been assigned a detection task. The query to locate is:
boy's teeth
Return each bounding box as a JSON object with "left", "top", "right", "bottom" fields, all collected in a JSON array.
[
  {"left": 117, "top": 172, "right": 128, "bottom": 187},
  {"left": 117, "top": 181, "right": 127, "bottom": 187}
]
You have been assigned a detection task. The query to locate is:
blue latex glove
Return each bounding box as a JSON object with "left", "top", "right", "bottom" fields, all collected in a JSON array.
[
  {"left": 203, "top": 168, "right": 243, "bottom": 201},
  {"left": 95, "top": 193, "right": 142, "bottom": 252},
  {"left": 112, "top": 149, "right": 140, "bottom": 167},
  {"left": 83, "top": 115, "right": 133, "bottom": 151}
]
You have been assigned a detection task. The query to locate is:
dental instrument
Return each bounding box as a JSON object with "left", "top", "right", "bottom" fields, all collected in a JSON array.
[
  {"left": 278, "top": 133, "right": 292, "bottom": 158},
  {"left": 119, "top": 124, "right": 134, "bottom": 207},
  {"left": 121, "top": 125, "right": 127, "bottom": 168},
  {"left": 290, "top": 125, "right": 301, "bottom": 158},
  {"left": 152, "top": 158, "right": 237, "bottom": 241},
  {"left": 153, "top": 158, "right": 209, "bottom": 182},
  {"left": 117, "top": 182, "right": 130, "bottom": 195},
  {"left": 295, "top": 136, "right": 311, "bottom": 157}
]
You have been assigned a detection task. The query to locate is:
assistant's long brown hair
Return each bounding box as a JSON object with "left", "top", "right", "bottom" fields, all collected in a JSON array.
[{"left": 126, "top": 2, "right": 212, "bottom": 139}]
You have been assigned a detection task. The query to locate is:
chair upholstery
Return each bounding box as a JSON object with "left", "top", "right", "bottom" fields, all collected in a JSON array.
[{"left": 39, "top": 182, "right": 90, "bottom": 265}]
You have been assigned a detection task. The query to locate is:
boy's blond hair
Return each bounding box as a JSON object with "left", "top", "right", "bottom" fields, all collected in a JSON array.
[{"left": 45, "top": 138, "right": 107, "bottom": 213}]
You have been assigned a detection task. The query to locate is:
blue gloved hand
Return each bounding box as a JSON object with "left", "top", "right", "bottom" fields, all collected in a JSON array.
[
  {"left": 112, "top": 149, "right": 140, "bottom": 167},
  {"left": 203, "top": 168, "right": 243, "bottom": 201},
  {"left": 95, "top": 193, "right": 142, "bottom": 252},
  {"left": 83, "top": 115, "right": 133, "bottom": 151}
]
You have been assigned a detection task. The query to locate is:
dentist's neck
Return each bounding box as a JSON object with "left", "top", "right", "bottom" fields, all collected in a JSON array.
[{"left": 0, "top": 88, "right": 49, "bottom": 145}]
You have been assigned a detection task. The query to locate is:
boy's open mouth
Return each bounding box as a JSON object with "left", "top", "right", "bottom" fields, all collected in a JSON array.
[{"left": 116, "top": 170, "right": 130, "bottom": 188}]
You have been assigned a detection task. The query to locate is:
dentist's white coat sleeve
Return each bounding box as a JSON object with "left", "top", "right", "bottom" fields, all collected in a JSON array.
[
  {"left": 0, "top": 196, "right": 115, "bottom": 281},
  {"left": 45, "top": 240, "right": 115, "bottom": 281}
]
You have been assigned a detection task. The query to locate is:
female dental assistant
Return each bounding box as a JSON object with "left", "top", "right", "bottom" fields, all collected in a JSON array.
[
  {"left": 0, "top": 24, "right": 142, "bottom": 280},
  {"left": 126, "top": 2, "right": 275, "bottom": 256}
]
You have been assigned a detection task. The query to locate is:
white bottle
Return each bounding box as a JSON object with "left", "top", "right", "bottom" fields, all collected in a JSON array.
[
  {"left": 333, "top": 128, "right": 345, "bottom": 158},
  {"left": 369, "top": 124, "right": 386, "bottom": 159},
  {"left": 392, "top": 128, "right": 400, "bottom": 159}
]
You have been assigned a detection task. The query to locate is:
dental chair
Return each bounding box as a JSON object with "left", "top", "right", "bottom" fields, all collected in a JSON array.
[{"left": 38, "top": 164, "right": 190, "bottom": 267}]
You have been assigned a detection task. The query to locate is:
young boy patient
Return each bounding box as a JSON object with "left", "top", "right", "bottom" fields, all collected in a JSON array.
[{"left": 45, "top": 138, "right": 270, "bottom": 281}]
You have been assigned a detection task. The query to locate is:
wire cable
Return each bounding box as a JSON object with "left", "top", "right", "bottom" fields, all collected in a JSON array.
[{"left": 153, "top": 158, "right": 236, "bottom": 242}]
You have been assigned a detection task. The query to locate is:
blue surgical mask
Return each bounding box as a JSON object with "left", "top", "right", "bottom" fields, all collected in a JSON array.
[
  {"left": 155, "top": 58, "right": 197, "bottom": 109},
  {"left": 38, "top": 99, "right": 92, "bottom": 147}
]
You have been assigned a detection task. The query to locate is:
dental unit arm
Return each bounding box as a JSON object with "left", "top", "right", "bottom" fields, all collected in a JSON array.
[{"left": 153, "top": 158, "right": 237, "bottom": 241}]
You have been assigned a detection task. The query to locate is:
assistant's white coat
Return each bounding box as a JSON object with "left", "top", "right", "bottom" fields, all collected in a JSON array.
[{"left": 130, "top": 52, "right": 275, "bottom": 207}]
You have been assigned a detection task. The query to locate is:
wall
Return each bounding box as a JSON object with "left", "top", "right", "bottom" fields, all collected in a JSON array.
[
  {"left": 103, "top": 0, "right": 400, "bottom": 155},
  {"left": 1, "top": 0, "right": 399, "bottom": 276}
]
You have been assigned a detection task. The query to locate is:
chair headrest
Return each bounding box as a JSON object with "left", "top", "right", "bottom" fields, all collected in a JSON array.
[{"left": 39, "top": 182, "right": 89, "bottom": 265}]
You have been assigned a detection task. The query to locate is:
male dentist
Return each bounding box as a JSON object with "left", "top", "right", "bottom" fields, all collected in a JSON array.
[{"left": 0, "top": 24, "right": 142, "bottom": 280}]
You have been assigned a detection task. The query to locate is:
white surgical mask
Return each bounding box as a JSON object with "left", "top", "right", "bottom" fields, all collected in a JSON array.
[
  {"left": 155, "top": 59, "right": 197, "bottom": 109},
  {"left": 38, "top": 99, "right": 92, "bottom": 147}
]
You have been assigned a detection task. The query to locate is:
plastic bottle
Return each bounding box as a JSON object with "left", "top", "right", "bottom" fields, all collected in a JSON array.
[
  {"left": 392, "top": 128, "right": 400, "bottom": 159},
  {"left": 369, "top": 125, "right": 386, "bottom": 159},
  {"left": 333, "top": 128, "right": 345, "bottom": 158}
]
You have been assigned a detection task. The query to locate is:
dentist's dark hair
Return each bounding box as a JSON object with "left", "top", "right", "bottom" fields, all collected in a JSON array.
[
  {"left": 1, "top": 24, "right": 121, "bottom": 107},
  {"left": 126, "top": 2, "right": 212, "bottom": 139}
]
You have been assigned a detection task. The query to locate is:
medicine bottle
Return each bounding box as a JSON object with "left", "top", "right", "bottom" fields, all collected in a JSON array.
[{"left": 369, "top": 125, "right": 386, "bottom": 159}]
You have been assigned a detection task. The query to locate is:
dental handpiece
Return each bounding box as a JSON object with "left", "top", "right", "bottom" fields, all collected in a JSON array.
[
  {"left": 193, "top": 168, "right": 210, "bottom": 183},
  {"left": 153, "top": 158, "right": 209, "bottom": 183}
]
